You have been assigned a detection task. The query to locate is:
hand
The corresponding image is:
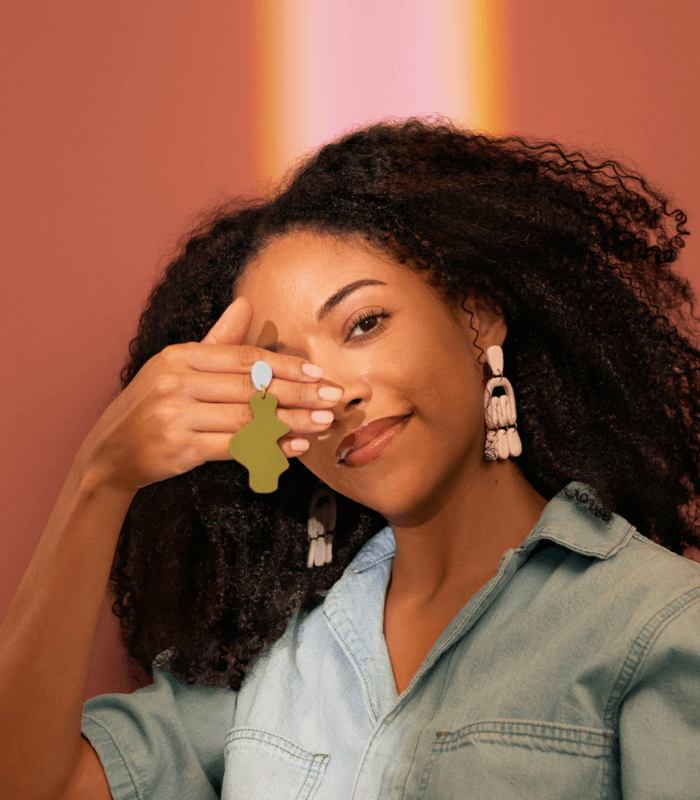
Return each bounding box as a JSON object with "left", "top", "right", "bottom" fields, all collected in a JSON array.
[{"left": 78, "top": 297, "right": 338, "bottom": 492}]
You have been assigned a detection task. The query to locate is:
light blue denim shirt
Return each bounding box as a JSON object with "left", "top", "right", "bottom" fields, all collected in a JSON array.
[{"left": 82, "top": 483, "right": 700, "bottom": 799}]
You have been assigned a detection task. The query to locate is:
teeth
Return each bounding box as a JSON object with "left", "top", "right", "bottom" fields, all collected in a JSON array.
[{"left": 337, "top": 445, "right": 354, "bottom": 462}]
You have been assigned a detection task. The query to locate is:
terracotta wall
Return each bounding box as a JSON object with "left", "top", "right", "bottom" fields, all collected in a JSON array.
[
  {"left": 0, "top": 1, "right": 257, "bottom": 696},
  {"left": 1, "top": 1, "right": 698, "bottom": 699},
  {"left": 503, "top": 0, "right": 699, "bottom": 280}
]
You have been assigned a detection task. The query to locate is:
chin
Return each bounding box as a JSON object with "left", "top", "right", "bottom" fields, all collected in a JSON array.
[{"left": 335, "top": 463, "right": 437, "bottom": 522}]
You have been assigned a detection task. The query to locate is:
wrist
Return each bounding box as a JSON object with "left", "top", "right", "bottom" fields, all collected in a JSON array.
[{"left": 70, "top": 445, "right": 138, "bottom": 507}]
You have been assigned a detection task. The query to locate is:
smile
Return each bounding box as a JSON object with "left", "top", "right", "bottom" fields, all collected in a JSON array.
[{"left": 337, "top": 415, "right": 411, "bottom": 467}]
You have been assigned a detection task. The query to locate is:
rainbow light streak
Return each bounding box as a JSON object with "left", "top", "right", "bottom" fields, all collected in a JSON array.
[{"left": 254, "top": 0, "right": 506, "bottom": 187}]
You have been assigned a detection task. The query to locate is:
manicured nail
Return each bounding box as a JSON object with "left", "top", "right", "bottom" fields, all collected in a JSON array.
[
  {"left": 311, "top": 410, "right": 334, "bottom": 424},
  {"left": 302, "top": 363, "right": 324, "bottom": 378},
  {"left": 318, "top": 386, "right": 342, "bottom": 402},
  {"left": 290, "top": 438, "right": 310, "bottom": 452}
]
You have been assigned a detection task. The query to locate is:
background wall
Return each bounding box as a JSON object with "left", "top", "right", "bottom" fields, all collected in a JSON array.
[{"left": 1, "top": 0, "right": 698, "bottom": 700}]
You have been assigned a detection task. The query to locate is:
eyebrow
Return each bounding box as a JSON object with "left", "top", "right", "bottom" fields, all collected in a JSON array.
[
  {"left": 316, "top": 279, "right": 387, "bottom": 322},
  {"left": 260, "top": 279, "right": 387, "bottom": 354}
]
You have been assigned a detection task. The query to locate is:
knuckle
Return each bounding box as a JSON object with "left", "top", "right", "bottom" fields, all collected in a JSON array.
[
  {"left": 237, "top": 344, "right": 258, "bottom": 369},
  {"left": 159, "top": 344, "right": 181, "bottom": 365},
  {"left": 153, "top": 372, "right": 181, "bottom": 397},
  {"left": 239, "top": 404, "right": 254, "bottom": 427},
  {"left": 178, "top": 341, "right": 198, "bottom": 359},
  {"left": 179, "top": 439, "right": 200, "bottom": 469},
  {"left": 294, "top": 381, "right": 308, "bottom": 405},
  {"left": 160, "top": 428, "right": 181, "bottom": 457},
  {"left": 157, "top": 403, "right": 180, "bottom": 426}
]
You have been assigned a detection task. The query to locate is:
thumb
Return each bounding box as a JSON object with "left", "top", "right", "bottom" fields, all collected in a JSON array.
[{"left": 202, "top": 296, "right": 254, "bottom": 345}]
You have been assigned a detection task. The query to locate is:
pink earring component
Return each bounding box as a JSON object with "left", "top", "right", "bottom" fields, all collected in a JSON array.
[
  {"left": 307, "top": 485, "right": 337, "bottom": 567},
  {"left": 484, "top": 345, "right": 523, "bottom": 461}
]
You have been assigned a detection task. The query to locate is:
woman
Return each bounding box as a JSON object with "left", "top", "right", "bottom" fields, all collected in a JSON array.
[{"left": 2, "top": 118, "right": 699, "bottom": 799}]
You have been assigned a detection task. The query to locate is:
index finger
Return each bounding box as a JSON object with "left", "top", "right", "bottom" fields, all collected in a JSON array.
[
  {"left": 184, "top": 343, "right": 324, "bottom": 382},
  {"left": 202, "top": 296, "right": 254, "bottom": 346}
]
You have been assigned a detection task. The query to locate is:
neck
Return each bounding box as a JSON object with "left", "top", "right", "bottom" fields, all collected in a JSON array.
[{"left": 385, "top": 458, "right": 548, "bottom": 602}]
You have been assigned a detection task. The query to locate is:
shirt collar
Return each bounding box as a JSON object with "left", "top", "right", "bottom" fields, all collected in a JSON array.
[
  {"left": 344, "top": 481, "right": 636, "bottom": 575},
  {"left": 521, "top": 481, "right": 635, "bottom": 559}
]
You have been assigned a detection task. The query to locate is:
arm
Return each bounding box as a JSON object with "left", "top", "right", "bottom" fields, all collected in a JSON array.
[
  {"left": 0, "top": 297, "right": 333, "bottom": 800},
  {"left": 0, "top": 463, "right": 132, "bottom": 800}
]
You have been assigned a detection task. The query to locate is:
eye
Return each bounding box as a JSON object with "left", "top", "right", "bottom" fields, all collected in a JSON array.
[{"left": 346, "top": 308, "right": 391, "bottom": 342}]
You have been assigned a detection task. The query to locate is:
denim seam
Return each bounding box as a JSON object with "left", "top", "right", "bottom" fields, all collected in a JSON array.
[
  {"left": 428, "top": 548, "right": 522, "bottom": 657},
  {"left": 226, "top": 730, "right": 328, "bottom": 800},
  {"left": 322, "top": 609, "right": 378, "bottom": 723},
  {"left": 429, "top": 719, "right": 613, "bottom": 744},
  {"left": 415, "top": 721, "right": 613, "bottom": 800},
  {"left": 631, "top": 530, "right": 700, "bottom": 566},
  {"left": 524, "top": 522, "right": 634, "bottom": 560},
  {"left": 294, "top": 754, "right": 329, "bottom": 800},
  {"left": 225, "top": 728, "right": 329, "bottom": 760},
  {"left": 398, "top": 723, "right": 431, "bottom": 800},
  {"left": 350, "top": 551, "right": 395, "bottom": 575},
  {"left": 82, "top": 713, "right": 143, "bottom": 800},
  {"left": 604, "top": 588, "right": 700, "bottom": 732}
]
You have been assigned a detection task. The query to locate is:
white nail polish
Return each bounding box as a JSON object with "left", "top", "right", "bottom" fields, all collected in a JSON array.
[{"left": 302, "top": 363, "right": 324, "bottom": 378}]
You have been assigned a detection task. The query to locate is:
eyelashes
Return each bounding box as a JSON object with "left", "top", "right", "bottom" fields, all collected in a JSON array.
[{"left": 346, "top": 307, "right": 392, "bottom": 342}]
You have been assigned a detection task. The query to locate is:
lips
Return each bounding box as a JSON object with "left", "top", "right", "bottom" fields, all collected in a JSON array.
[{"left": 336, "top": 415, "right": 410, "bottom": 463}]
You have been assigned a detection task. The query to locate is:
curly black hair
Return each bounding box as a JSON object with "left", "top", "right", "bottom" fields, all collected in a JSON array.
[{"left": 111, "top": 117, "right": 700, "bottom": 689}]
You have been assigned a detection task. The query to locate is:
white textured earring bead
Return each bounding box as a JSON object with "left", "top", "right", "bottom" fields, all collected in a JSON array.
[
  {"left": 307, "top": 486, "right": 337, "bottom": 568},
  {"left": 484, "top": 345, "right": 523, "bottom": 461}
]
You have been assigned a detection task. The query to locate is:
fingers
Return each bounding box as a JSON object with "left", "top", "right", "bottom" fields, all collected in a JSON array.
[
  {"left": 188, "top": 371, "right": 341, "bottom": 409},
  {"left": 195, "top": 433, "right": 312, "bottom": 463},
  {"left": 186, "top": 402, "right": 336, "bottom": 436},
  {"left": 181, "top": 342, "right": 323, "bottom": 383},
  {"left": 201, "top": 296, "right": 254, "bottom": 346}
]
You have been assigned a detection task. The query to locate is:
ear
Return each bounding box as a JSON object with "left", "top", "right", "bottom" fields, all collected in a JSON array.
[{"left": 458, "top": 292, "right": 507, "bottom": 350}]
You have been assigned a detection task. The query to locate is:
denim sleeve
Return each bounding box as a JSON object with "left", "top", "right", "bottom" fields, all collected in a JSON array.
[
  {"left": 81, "top": 668, "right": 237, "bottom": 800},
  {"left": 618, "top": 590, "right": 700, "bottom": 800}
]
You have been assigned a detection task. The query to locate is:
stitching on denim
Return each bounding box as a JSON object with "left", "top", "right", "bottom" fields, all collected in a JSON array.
[
  {"left": 225, "top": 729, "right": 329, "bottom": 800},
  {"left": 350, "top": 550, "right": 395, "bottom": 575},
  {"left": 424, "top": 547, "right": 520, "bottom": 660},
  {"left": 631, "top": 531, "right": 700, "bottom": 568},
  {"left": 225, "top": 727, "right": 326, "bottom": 760},
  {"left": 82, "top": 713, "right": 144, "bottom": 800},
  {"left": 293, "top": 754, "right": 330, "bottom": 800},
  {"left": 416, "top": 720, "right": 613, "bottom": 800},
  {"left": 431, "top": 719, "right": 613, "bottom": 746},
  {"left": 415, "top": 720, "right": 613, "bottom": 799},
  {"left": 398, "top": 722, "right": 434, "bottom": 800},
  {"left": 322, "top": 609, "right": 377, "bottom": 723},
  {"left": 604, "top": 588, "right": 700, "bottom": 732},
  {"left": 524, "top": 521, "right": 634, "bottom": 560}
]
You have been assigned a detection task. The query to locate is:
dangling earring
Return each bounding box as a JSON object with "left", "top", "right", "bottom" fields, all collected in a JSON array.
[
  {"left": 307, "top": 481, "right": 336, "bottom": 568},
  {"left": 484, "top": 345, "right": 523, "bottom": 461},
  {"left": 229, "top": 361, "right": 290, "bottom": 492}
]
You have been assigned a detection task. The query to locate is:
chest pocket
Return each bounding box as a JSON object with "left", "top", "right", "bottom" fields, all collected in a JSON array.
[
  {"left": 222, "top": 728, "right": 329, "bottom": 800},
  {"left": 409, "top": 720, "right": 617, "bottom": 800}
]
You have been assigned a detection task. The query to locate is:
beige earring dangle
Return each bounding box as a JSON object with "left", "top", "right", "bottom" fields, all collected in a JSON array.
[
  {"left": 229, "top": 361, "right": 291, "bottom": 492},
  {"left": 307, "top": 483, "right": 336, "bottom": 567},
  {"left": 484, "top": 345, "right": 523, "bottom": 461}
]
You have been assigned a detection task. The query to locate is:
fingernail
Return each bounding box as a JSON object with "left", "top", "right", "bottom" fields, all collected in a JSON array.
[
  {"left": 311, "top": 410, "right": 334, "bottom": 424},
  {"left": 302, "top": 363, "right": 324, "bottom": 378},
  {"left": 318, "top": 386, "right": 342, "bottom": 402},
  {"left": 290, "top": 438, "right": 310, "bottom": 452}
]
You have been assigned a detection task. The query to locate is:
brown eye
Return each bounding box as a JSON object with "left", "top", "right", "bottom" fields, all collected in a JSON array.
[{"left": 346, "top": 309, "right": 391, "bottom": 342}]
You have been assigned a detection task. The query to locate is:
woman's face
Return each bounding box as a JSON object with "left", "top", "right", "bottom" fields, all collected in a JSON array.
[{"left": 235, "top": 230, "right": 507, "bottom": 525}]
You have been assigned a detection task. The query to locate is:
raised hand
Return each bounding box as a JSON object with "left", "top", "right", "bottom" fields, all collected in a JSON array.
[{"left": 78, "top": 296, "right": 338, "bottom": 493}]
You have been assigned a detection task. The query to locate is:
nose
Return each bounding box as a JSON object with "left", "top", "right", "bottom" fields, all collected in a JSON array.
[{"left": 321, "top": 365, "right": 372, "bottom": 422}]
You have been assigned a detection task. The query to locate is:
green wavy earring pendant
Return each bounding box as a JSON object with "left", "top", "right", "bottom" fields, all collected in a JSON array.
[{"left": 229, "top": 361, "right": 291, "bottom": 493}]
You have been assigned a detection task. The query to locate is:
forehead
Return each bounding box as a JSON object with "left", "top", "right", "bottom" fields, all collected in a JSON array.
[{"left": 236, "top": 230, "right": 411, "bottom": 297}]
